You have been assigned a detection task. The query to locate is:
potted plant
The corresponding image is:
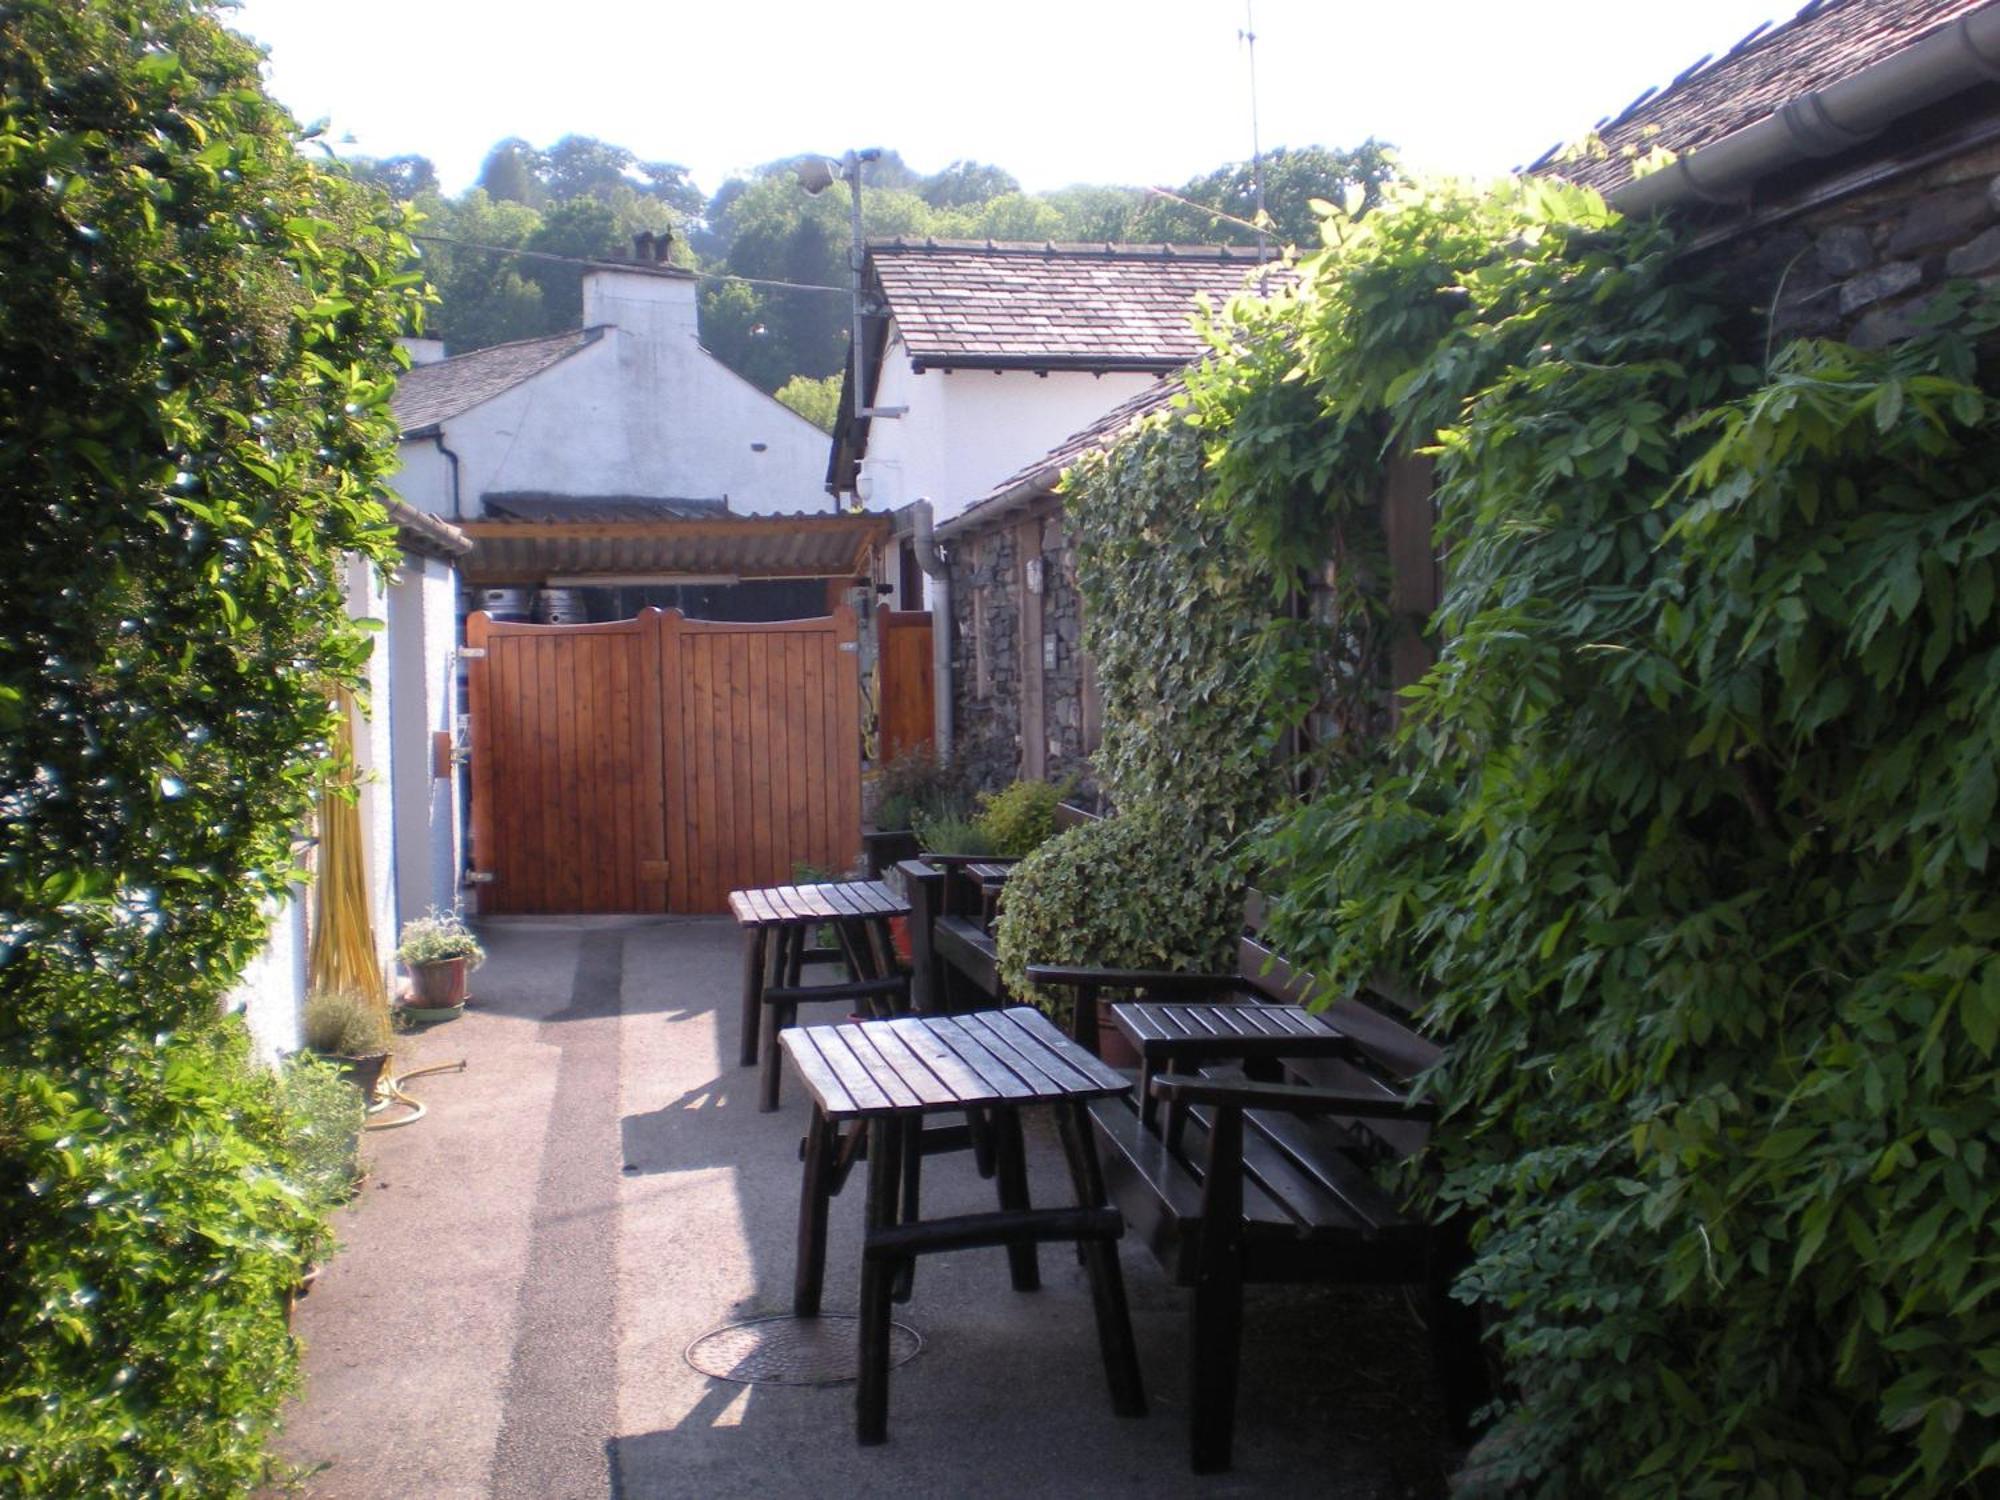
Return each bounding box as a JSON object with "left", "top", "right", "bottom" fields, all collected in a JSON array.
[
  {"left": 865, "top": 749, "right": 971, "bottom": 875},
  {"left": 302, "top": 986, "right": 394, "bottom": 1104},
  {"left": 395, "top": 907, "right": 484, "bottom": 1017}
]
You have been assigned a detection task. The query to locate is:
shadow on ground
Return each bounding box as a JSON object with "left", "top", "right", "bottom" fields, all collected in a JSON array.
[{"left": 281, "top": 916, "right": 1455, "bottom": 1500}]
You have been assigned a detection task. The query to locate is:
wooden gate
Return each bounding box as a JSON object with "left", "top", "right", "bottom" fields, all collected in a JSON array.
[
  {"left": 874, "top": 609, "right": 934, "bottom": 762},
  {"left": 465, "top": 606, "right": 861, "bottom": 915}
]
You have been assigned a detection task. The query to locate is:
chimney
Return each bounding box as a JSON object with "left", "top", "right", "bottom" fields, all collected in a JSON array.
[
  {"left": 632, "top": 230, "right": 656, "bottom": 262},
  {"left": 653, "top": 227, "right": 673, "bottom": 262}
]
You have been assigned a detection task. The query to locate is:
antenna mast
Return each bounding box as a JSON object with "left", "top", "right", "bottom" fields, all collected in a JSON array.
[{"left": 1241, "top": 0, "right": 1267, "bottom": 257}]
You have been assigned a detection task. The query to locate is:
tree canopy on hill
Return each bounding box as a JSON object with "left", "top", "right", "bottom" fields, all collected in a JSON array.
[{"left": 350, "top": 136, "right": 1396, "bottom": 392}]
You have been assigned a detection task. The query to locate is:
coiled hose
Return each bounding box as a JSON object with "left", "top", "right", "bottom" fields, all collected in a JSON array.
[{"left": 364, "top": 1059, "right": 467, "bottom": 1130}]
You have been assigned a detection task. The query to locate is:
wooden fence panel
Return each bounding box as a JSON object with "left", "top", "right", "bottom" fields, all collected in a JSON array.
[
  {"left": 876, "top": 609, "right": 934, "bottom": 762},
  {"left": 468, "top": 606, "right": 863, "bottom": 915}
]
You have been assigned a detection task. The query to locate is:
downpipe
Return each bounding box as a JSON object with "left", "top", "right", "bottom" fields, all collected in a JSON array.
[{"left": 908, "top": 499, "right": 953, "bottom": 761}]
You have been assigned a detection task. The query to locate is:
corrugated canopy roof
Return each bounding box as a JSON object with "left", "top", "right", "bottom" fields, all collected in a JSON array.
[
  {"left": 1539, "top": 0, "right": 1990, "bottom": 194},
  {"left": 458, "top": 511, "right": 890, "bottom": 585}
]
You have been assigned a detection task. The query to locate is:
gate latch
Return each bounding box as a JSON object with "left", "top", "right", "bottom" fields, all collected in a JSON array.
[{"left": 464, "top": 871, "right": 497, "bottom": 885}]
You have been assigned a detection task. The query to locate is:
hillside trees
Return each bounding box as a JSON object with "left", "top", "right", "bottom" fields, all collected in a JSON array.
[{"left": 375, "top": 135, "right": 1395, "bottom": 389}]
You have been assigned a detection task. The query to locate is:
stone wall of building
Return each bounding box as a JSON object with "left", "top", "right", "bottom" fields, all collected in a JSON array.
[
  {"left": 1722, "top": 140, "right": 2000, "bottom": 348},
  {"left": 949, "top": 525, "right": 1022, "bottom": 793},
  {"left": 946, "top": 504, "right": 1098, "bottom": 798}
]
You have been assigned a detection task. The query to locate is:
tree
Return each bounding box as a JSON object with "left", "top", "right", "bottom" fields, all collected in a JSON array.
[
  {"left": 774, "top": 373, "right": 842, "bottom": 432},
  {"left": 350, "top": 151, "right": 439, "bottom": 201},
  {"left": 477, "top": 136, "right": 544, "bottom": 207},
  {"left": 920, "top": 158, "right": 1019, "bottom": 209},
  {"left": 417, "top": 188, "right": 548, "bottom": 351},
  {"left": 1128, "top": 142, "right": 1398, "bottom": 248}
]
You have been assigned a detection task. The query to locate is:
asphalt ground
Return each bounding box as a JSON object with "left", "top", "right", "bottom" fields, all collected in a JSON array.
[{"left": 279, "top": 916, "right": 1451, "bottom": 1498}]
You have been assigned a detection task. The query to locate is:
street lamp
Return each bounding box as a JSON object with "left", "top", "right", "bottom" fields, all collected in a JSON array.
[{"left": 797, "top": 149, "right": 906, "bottom": 425}]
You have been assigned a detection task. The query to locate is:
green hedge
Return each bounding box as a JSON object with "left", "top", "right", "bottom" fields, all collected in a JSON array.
[{"left": 0, "top": 1, "right": 420, "bottom": 1491}]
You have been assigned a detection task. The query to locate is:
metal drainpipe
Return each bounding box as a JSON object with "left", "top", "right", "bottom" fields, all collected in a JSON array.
[
  {"left": 908, "top": 499, "right": 953, "bottom": 760},
  {"left": 1611, "top": 7, "right": 2000, "bottom": 217},
  {"left": 430, "top": 431, "right": 464, "bottom": 521}
]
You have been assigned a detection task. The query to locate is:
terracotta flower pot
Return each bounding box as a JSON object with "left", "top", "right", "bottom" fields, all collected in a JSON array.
[
  {"left": 332, "top": 1051, "right": 390, "bottom": 1105},
  {"left": 406, "top": 956, "right": 470, "bottom": 1009}
]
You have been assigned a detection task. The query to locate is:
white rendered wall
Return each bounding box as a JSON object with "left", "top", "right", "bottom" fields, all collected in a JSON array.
[
  {"left": 231, "top": 891, "right": 308, "bottom": 1063},
  {"left": 388, "top": 553, "right": 462, "bottom": 930},
  {"left": 389, "top": 267, "right": 832, "bottom": 519},
  {"left": 853, "top": 327, "right": 1157, "bottom": 524}
]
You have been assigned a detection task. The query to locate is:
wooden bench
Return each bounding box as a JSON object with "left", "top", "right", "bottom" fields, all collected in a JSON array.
[{"left": 1024, "top": 898, "right": 1486, "bottom": 1473}]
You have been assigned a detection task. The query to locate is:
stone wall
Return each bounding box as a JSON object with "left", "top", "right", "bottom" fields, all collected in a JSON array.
[
  {"left": 947, "top": 503, "right": 1098, "bottom": 797},
  {"left": 1720, "top": 140, "right": 2000, "bottom": 348}
]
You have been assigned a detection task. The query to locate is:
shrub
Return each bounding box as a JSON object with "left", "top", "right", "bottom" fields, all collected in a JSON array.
[
  {"left": 995, "top": 806, "right": 1243, "bottom": 1025},
  {"left": 912, "top": 811, "right": 997, "bottom": 857},
  {"left": 302, "top": 987, "right": 393, "bottom": 1059},
  {"left": 394, "top": 907, "right": 485, "bottom": 968},
  {"left": 972, "top": 777, "right": 1073, "bottom": 858},
  {"left": 1, "top": 0, "right": 421, "bottom": 1488},
  {"left": 280, "top": 1052, "right": 367, "bottom": 1211},
  {"left": 0, "top": 1024, "right": 329, "bottom": 1496},
  {"left": 872, "top": 747, "right": 970, "bottom": 831}
]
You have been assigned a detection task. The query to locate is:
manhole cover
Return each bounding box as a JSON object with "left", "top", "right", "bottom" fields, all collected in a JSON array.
[{"left": 684, "top": 1314, "right": 922, "bottom": 1387}]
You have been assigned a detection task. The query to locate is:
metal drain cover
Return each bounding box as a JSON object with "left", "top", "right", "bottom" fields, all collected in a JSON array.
[{"left": 684, "top": 1314, "right": 922, "bottom": 1387}]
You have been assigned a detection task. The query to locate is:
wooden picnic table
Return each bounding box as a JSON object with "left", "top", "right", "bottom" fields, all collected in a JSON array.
[
  {"left": 727, "top": 880, "right": 912, "bottom": 1112},
  {"left": 780, "top": 1007, "right": 1147, "bottom": 1445}
]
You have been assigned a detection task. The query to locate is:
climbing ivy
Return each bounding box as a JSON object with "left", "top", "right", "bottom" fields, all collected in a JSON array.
[
  {"left": 995, "top": 412, "right": 1318, "bottom": 1010},
  {"left": 1184, "top": 177, "right": 2000, "bottom": 1495}
]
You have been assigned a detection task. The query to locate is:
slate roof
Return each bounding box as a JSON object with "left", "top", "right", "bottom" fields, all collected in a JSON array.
[
  {"left": 482, "top": 493, "right": 730, "bottom": 523},
  {"left": 393, "top": 328, "right": 603, "bottom": 435},
  {"left": 867, "top": 240, "right": 1276, "bottom": 371},
  {"left": 940, "top": 377, "right": 1188, "bottom": 538},
  {"left": 1540, "top": 0, "right": 1992, "bottom": 195}
]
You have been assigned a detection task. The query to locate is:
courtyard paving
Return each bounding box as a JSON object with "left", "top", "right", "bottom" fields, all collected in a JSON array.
[{"left": 279, "top": 916, "right": 1451, "bottom": 1498}]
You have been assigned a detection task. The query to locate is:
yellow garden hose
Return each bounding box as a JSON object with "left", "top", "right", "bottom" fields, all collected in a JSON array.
[{"left": 364, "top": 1059, "right": 467, "bottom": 1130}]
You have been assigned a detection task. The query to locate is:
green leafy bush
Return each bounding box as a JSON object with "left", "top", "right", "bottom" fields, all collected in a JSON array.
[
  {"left": 0, "top": 2, "right": 422, "bottom": 1490},
  {"left": 394, "top": 907, "right": 486, "bottom": 968},
  {"left": 302, "top": 987, "right": 393, "bottom": 1059},
  {"left": 1185, "top": 175, "right": 2000, "bottom": 1495},
  {"left": 912, "top": 810, "right": 997, "bottom": 857},
  {"left": 871, "top": 748, "right": 971, "bottom": 831},
  {"left": 995, "top": 808, "right": 1242, "bottom": 1024},
  {"left": 971, "top": 777, "right": 1073, "bottom": 858},
  {"left": 280, "top": 1053, "right": 367, "bottom": 1211},
  {"left": 0, "top": 1024, "right": 330, "bottom": 1496}
]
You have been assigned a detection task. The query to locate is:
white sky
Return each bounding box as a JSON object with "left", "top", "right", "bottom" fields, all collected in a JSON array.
[{"left": 226, "top": 0, "right": 1794, "bottom": 198}]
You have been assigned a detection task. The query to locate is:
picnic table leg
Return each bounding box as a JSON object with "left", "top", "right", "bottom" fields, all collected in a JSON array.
[
  {"left": 793, "top": 1106, "right": 837, "bottom": 1316},
  {"left": 992, "top": 1107, "right": 1041, "bottom": 1291},
  {"left": 857, "top": 1116, "right": 904, "bottom": 1446},
  {"left": 737, "top": 927, "right": 767, "bottom": 1068},
  {"left": 892, "top": 1116, "right": 921, "bottom": 1304},
  {"left": 1053, "top": 1101, "right": 1146, "bottom": 1419},
  {"left": 1188, "top": 1104, "right": 1246, "bottom": 1471},
  {"left": 758, "top": 927, "right": 806, "bottom": 1112}
]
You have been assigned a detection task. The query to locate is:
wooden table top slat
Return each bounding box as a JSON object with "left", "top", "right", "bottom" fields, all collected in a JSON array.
[
  {"left": 961, "top": 1009, "right": 1100, "bottom": 1095},
  {"left": 781, "top": 1008, "right": 1131, "bottom": 1121},
  {"left": 921, "top": 1015, "right": 1042, "bottom": 1102},
  {"left": 1111, "top": 1002, "right": 1354, "bottom": 1062},
  {"left": 878, "top": 1017, "right": 991, "bottom": 1104},
  {"left": 853, "top": 1023, "right": 960, "bottom": 1108},
  {"left": 810, "top": 1026, "right": 899, "bottom": 1114},
  {"left": 996, "top": 1008, "right": 1132, "bottom": 1092},
  {"left": 835, "top": 1025, "right": 927, "bottom": 1110},
  {"left": 783, "top": 1027, "right": 858, "bottom": 1116},
  {"left": 728, "top": 880, "right": 911, "bottom": 929}
]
